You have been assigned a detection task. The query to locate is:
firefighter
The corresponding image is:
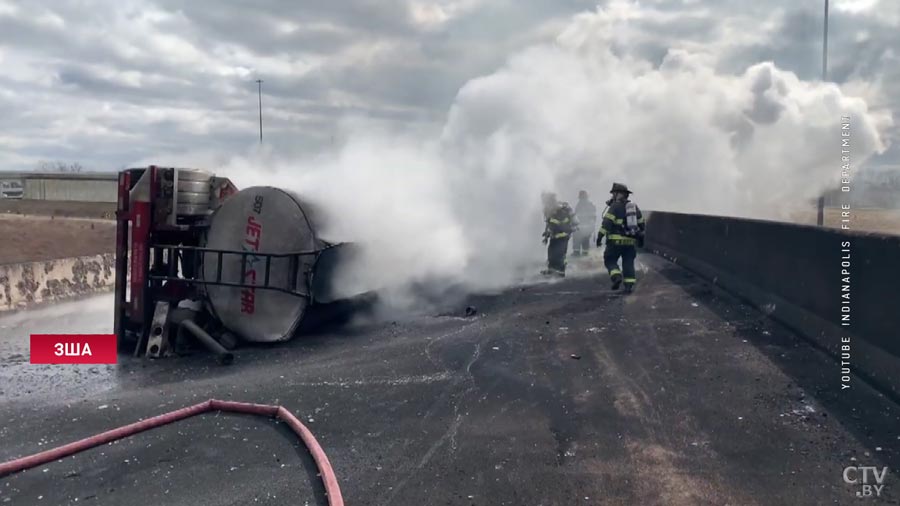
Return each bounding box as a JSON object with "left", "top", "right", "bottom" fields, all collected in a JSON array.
[
  {"left": 542, "top": 198, "right": 577, "bottom": 277},
  {"left": 572, "top": 190, "right": 597, "bottom": 257},
  {"left": 596, "top": 183, "right": 645, "bottom": 292}
]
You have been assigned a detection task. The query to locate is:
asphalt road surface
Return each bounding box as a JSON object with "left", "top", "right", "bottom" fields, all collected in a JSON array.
[{"left": 1, "top": 253, "right": 898, "bottom": 505}]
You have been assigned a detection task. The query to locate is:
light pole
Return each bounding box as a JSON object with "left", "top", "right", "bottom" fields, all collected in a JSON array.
[
  {"left": 823, "top": 0, "right": 829, "bottom": 81},
  {"left": 256, "top": 79, "right": 263, "bottom": 144},
  {"left": 817, "top": 0, "right": 829, "bottom": 226}
]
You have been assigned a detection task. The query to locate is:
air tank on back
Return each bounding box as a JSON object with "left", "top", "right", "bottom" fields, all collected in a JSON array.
[{"left": 201, "top": 186, "right": 357, "bottom": 343}]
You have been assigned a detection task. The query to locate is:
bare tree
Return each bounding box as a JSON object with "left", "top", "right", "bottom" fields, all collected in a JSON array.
[{"left": 36, "top": 161, "right": 85, "bottom": 173}]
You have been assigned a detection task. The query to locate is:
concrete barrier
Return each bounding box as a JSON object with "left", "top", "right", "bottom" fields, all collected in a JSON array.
[
  {"left": 645, "top": 211, "right": 900, "bottom": 400},
  {"left": 0, "top": 253, "right": 115, "bottom": 311}
]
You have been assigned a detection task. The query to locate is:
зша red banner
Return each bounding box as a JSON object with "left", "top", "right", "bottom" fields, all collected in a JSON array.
[{"left": 30, "top": 334, "right": 117, "bottom": 364}]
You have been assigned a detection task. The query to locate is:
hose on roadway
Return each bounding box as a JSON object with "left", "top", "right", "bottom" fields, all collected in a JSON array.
[{"left": 0, "top": 399, "right": 344, "bottom": 506}]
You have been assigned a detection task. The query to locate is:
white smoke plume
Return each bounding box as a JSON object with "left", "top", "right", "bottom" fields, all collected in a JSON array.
[{"left": 168, "top": 4, "right": 891, "bottom": 304}]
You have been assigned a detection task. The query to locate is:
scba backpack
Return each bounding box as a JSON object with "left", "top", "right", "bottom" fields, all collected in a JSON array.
[{"left": 624, "top": 202, "right": 640, "bottom": 237}]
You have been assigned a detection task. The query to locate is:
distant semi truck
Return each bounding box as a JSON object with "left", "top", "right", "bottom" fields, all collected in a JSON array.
[{"left": 0, "top": 180, "right": 24, "bottom": 199}]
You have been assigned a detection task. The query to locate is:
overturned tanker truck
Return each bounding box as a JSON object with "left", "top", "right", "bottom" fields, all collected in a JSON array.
[{"left": 113, "top": 166, "right": 360, "bottom": 363}]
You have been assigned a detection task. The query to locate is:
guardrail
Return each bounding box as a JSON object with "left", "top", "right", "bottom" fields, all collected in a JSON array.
[
  {"left": 645, "top": 211, "right": 899, "bottom": 400},
  {"left": 0, "top": 253, "right": 115, "bottom": 311}
]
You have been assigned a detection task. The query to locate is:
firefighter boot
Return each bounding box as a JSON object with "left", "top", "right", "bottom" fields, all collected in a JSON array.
[{"left": 611, "top": 272, "right": 623, "bottom": 290}]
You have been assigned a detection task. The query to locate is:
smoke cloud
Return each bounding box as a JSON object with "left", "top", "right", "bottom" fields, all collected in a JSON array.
[{"left": 179, "top": 4, "right": 892, "bottom": 305}]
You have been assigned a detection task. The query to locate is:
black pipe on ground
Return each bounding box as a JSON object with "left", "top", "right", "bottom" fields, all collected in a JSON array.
[{"left": 180, "top": 319, "right": 234, "bottom": 365}]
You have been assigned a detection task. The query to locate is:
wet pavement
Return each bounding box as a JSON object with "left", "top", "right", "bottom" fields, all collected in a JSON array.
[{"left": 1, "top": 253, "right": 898, "bottom": 505}]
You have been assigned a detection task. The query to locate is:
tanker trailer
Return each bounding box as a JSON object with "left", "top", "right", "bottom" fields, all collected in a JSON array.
[{"left": 113, "top": 166, "right": 360, "bottom": 362}]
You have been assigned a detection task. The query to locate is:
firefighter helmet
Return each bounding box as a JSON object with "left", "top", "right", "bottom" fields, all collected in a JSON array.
[{"left": 609, "top": 183, "right": 632, "bottom": 195}]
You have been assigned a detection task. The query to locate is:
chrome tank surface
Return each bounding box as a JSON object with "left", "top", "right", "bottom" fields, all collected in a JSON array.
[{"left": 202, "top": 187, "right": 319, "bottom": 342}]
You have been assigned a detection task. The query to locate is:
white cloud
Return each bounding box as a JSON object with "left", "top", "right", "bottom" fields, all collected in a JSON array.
[
  {"left": 834, "top": 0, "right": 879, "bottom": 15},
  {"left": 182, "top": 4, "right": 892, "bottom": 309},
  {"left": 5, "top": 0, "right": 889, "bottom": 304},
  {"left": 0, "top": 0, "right": 895, "bottom": 176},
  {"left": 409, "top": 0, "right": 485, "bottom": 28}
]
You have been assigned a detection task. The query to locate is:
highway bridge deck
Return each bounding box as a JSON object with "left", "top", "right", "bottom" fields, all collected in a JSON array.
[{"left": 1, "top": 253, "right": 897, "bottom": 505}]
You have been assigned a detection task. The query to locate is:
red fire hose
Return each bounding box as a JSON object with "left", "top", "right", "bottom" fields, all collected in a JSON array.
[{"left": 0, "top": 399, "right": 344, "bottom": 506}]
